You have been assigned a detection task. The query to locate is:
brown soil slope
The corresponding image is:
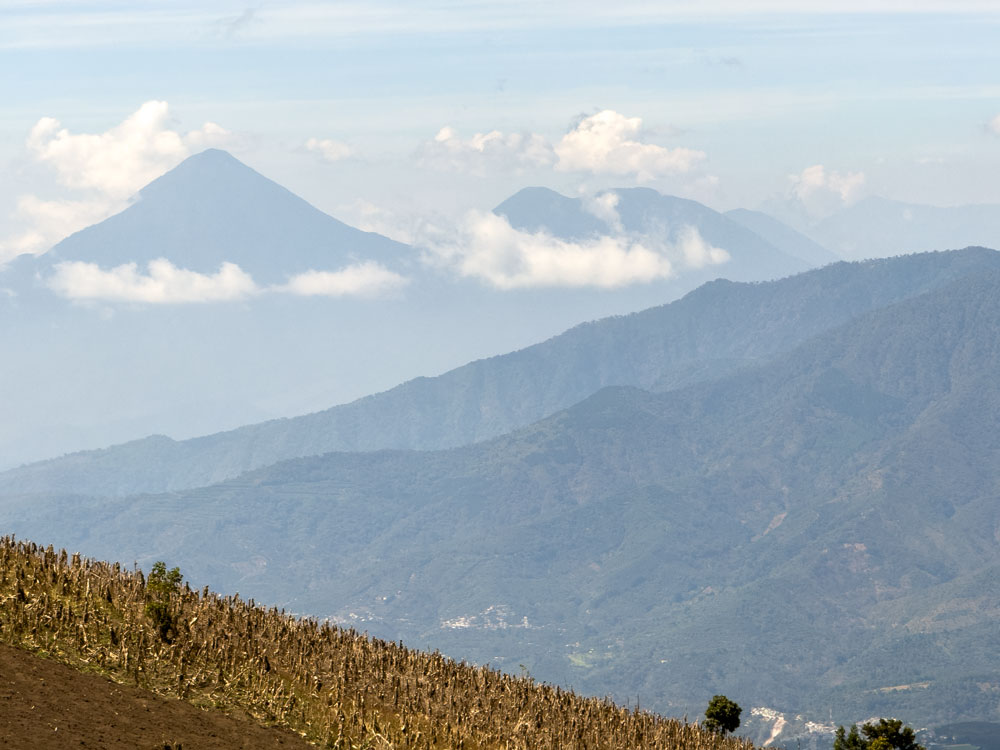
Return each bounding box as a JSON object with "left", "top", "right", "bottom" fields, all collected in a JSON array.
[{"left": 0, "top": 643, "right": 313, "bottom": 750}]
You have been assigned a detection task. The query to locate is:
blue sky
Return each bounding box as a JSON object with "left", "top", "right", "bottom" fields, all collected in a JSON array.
[{"left": 3, "top": 1, "right": 1000, "bottom": 262}]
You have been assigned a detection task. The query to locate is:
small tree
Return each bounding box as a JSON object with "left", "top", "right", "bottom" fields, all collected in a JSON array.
[
  {"left": 145, "top": 561, "right": 183, "bottom": 642},
  {"left": 704, "top": 694, "right": 742, "bottom": 735},
  {"left": 834, "top": 719, "right": 924, "bottom": 750}
]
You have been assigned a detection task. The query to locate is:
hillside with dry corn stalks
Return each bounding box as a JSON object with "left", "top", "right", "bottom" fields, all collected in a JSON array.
[{"left": 0, "top": 536, "right": 758, "bottom": 750}]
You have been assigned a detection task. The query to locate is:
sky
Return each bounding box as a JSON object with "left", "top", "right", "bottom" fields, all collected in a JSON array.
[{"left": 2, "top": 0, "right": 1000, "bottom": 265}]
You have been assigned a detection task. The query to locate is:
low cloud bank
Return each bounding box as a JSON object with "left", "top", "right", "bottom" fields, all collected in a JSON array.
[
  {"left": 280, "top": 262, "right": 409, "bottom": 297},
  {"left": 422, "top": 211, "right": 728, "bottom": 289},
  {"left": 46, "top": 259, "right": 406, "bottom": 304},
  {"left": 47, "top": 259, "right": 257, "bottom": 304}
]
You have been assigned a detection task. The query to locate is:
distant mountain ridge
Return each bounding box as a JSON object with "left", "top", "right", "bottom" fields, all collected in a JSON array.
[
  {"left": 6, "top": 266, "right": 1000, "bottom": 734},
  {"left": 1, "top": 247, "right": 997, "bottom": 497},
  {"left": 495, "top": 186, "right": 814, "bottom": 279},
  {"left": 724, "top": 207, "right": 840, "bottom": 266},
  {"left": 809, "top": 195, "right": 1000, "bottom": 260},
  {"left": 0, "top": 150, "right": 839, "bottom": 470}
]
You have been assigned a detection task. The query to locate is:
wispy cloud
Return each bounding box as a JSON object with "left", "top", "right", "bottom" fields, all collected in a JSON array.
[
  {"left": 789, "top": 164, "right": 866, "bottom": 218},
  {"left": 417, "top": 126, "right": 554, "bottom": 175},
  {"left": 421, "top": 210, "right": 727, "bottom": 289},
  {"left": 216, "top": 6, "right": 260, "bottom": 38},
  {"left": 989, "top": 114, "right": 1000, "bottom": 136},
  {"left": 305, "top": 137, "right": 354, "bottom": 162}
]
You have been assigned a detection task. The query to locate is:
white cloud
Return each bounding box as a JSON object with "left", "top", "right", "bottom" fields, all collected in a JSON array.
[
  {"left": 281, "top": 262, "right": 409, "bottom": 297},
  {"left": 44, "top": 257, "right": 409, "bottom": 303},
  {"left": 47, "top": 259, "right": 258, "bottom": 303},
  {"left": 306, "top": 137, "right": 354, "bottom": 162},
  {"left": 989, "top": 114, "right": 1000, "bottom": 136},
  {"left": 581, "top": 191, "right": 623, "bottom": 231},
  {"left": 422, "top": 210, "right": 727, "bottom": 289},
  {"left": 418, "top": 126, "right": 555, "bottom": 174},
  {"left": 789, "top": 164, "right": 866, "bottom": 217},
  {"left": 554, "top": 110, "right": 706, "bottom": 182},
  {"left": 675, "top": 225, "right": 731, "bottom": 268},
  {"left": 418, "top": 110, "right": 705, "bottom": 182},
  {"left": 6, "top": 195, "right": 115, "bottom": 256},
  {"left": 27, "top": 100, "right": 228, "bottom": 200},
  {"left": 2, "top": 101, "right": 232, "bottom": 263}
]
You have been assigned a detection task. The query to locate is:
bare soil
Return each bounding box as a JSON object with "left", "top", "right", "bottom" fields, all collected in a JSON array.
[{"left": 0, "top": 643, "right": 315, "bottom": 749}]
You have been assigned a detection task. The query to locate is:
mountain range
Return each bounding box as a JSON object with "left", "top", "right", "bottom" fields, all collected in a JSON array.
[
  {"left": 3, "top": 247, "right": 1000, "bottom": 746},
  {"left": 2, "top": 247, "right": 996, "bottom": 496},
  {"left": 495, "top": 186, "right": 814, "bottom": 276},
  {"left": 0, "top": 150, "right": 819, "bottom": 469},
  {"left": 756, "top": 194, "right": 1000, "bottom": 262}
]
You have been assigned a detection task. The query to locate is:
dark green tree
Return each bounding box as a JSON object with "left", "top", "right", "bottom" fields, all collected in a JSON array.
[
  {"left": 145, "top": 561, "right": 183, "bottom": 642},
  {"left": 834, "top": 719, "right": 924, "bottom": 750},
  {"left": 704, "top": 695, "right": 741, "bottom": 735}
]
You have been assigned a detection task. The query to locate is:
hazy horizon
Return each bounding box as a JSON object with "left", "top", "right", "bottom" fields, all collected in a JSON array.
[{"left": 3, "top": 2, "right": 1000, "bottom": 269}]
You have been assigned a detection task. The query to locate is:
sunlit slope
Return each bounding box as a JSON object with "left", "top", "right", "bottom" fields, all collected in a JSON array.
[{"left": 0, "top": 537, "right": 758, "bottom": 750}]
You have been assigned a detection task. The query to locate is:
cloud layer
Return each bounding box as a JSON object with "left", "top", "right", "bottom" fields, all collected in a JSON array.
[
  {"left": 7, "top": 2, "right": 998, "bottom": 50},
  {"left": 46, "top": 259, "right": 407, "bottom": 304},
  {"left": 48, "top": 259, "right": 256, "bottom": 304},
  {"left": 423, "top": 211, "right": 727, "bottom": 289}
]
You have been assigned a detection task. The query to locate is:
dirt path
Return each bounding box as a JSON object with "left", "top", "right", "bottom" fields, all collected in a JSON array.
[{"left": 0, "top": 643, "right": 315, "bottom": 749}]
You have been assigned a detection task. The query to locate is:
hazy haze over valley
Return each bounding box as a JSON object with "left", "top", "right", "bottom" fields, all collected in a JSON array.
[{"left": 2, "top": 2, "right": 1000, "bottom": 746}]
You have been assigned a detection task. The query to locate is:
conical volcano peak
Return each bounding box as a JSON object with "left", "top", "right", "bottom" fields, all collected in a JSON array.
[
  {"left": 138, "top": 149, "right": 280, "bottom": 202},
  {"left": 44, "top": 149, "right": 410, "bottom": 281}
]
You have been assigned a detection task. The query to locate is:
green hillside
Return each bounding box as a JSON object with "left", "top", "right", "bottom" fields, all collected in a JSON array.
[{"left": 4, "top": 268, "right": 999, "bottom": 731}]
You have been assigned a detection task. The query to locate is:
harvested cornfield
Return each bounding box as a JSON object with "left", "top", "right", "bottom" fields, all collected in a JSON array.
[{"left": 0, "top": 536, "right": 760, "bottom": 750}]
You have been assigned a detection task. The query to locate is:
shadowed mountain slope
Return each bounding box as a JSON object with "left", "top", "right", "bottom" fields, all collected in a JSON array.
[
  {"left": 2, "top": 247, "right": 997, "bottom": 497},
  {"left": 5, "top": 269, "right": 1000, "bottom": 734},
  {"left": 724, "top": 207, "right": 840, "bottom": 266}
]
